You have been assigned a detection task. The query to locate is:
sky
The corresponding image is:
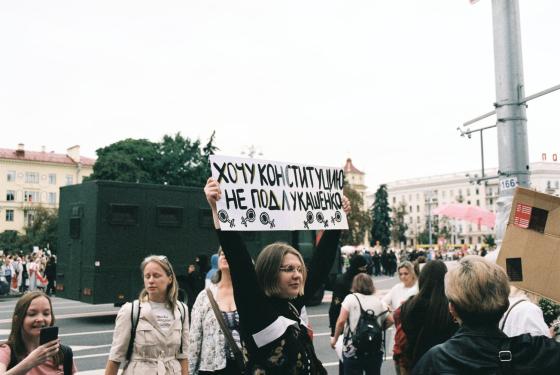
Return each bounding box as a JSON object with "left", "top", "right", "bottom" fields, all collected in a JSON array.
[{"left": 1, "top": 0, "right": 559, "bottom": 191}]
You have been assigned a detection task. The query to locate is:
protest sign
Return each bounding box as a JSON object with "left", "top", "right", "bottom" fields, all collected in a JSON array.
[
  {"left": 497, "top": 187, "right": 560, "bottom": 303},
  {"left": 209, "top": 155, "right": 348, "bottom": 231}
]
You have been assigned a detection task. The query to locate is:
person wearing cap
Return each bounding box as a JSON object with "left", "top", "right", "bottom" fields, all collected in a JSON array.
[{"left": 329, "top": 254, "right": 368, "bottom": 375}]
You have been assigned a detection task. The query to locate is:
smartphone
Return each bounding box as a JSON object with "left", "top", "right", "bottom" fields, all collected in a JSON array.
[{"left": 39, "top": 326, "right": 59, "bottom": 345}]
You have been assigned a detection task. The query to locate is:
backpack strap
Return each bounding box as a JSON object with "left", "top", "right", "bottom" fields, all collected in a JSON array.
[
  {"left": 60, "top": 344, "right": 73, "bottom": 375},
  {"left": 500, "top": 299, "right": 526, "bottom": 332},
  {"left": 177, "top": 301, "right": 187, "bottom": 354},
  {"left": 125, "top": 300, "right": 141, "bottom": 361}
]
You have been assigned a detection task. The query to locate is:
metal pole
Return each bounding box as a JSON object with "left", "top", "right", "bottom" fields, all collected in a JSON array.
[
  {"left": 428, "top": 193, "right": 433, "bottom": 247},
  {"left": 491, "top": 0, "right": 530, "bottom": 245},
  {"left": 480, "top": 131, "right": 485, "bottom": 178}
]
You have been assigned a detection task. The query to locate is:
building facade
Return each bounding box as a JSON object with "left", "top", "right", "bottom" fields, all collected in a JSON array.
[
  {"left": 344, "top": 158, "right": 370, "bottom": 245},
  {"left": 380, "top": 162, "right": 560, "bottom": 248},
  {"left": 0, "top": 144, "right": 94, "bottom": 233}
]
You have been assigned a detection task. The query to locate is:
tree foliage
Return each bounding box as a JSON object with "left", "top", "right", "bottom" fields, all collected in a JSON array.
[
  {"left": 391, "top": 202, "right": 408, "bottom": 246},
  {"left": 340, "top": 185, "right": 372, "bottom": 246},
  {"left": 89, "top": 132, "right": 218, "bottom": 187},
  {"left": 371, "top": 184, "right": 392, "bottom": 248},
  {"left": 0, "top": 207, "right": 58, "bottom": 253}
]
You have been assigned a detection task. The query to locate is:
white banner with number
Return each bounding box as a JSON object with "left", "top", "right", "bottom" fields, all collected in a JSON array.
[
  {"left": 209, "top": 155, "right": 349, "bottom": 231},
  {"left": 500, "top": 177, "right": 518, "bottom": 193}
]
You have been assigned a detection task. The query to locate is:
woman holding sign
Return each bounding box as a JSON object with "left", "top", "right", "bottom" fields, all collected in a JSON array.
[{"left": 204, "top": 177, "right": 350, "bottom": 375}]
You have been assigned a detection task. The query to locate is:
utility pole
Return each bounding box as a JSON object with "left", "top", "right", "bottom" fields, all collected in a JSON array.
[{"left": 491, "top": 0, "right": 530, "bottom": 245}]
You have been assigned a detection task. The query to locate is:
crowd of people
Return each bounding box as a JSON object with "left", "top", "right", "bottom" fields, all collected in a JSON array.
[
  {"left": 1, "top": 177, "right": 560, "bottom": 374},
  {"left": 0, "top": 250, "right": 57, "bottom": 296}
]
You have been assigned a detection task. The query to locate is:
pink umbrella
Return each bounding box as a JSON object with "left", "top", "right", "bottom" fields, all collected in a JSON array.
[{"left": 432, "top": 203, "right": 496, "bottom": 228}]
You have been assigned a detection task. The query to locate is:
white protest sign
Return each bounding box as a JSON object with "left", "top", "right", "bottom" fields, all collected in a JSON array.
[{"left": 210, "top": 155, "right": 349, "bottom": 231}]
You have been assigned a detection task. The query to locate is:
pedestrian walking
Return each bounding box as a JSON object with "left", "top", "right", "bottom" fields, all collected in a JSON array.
[
  {"left": 105, "top": 255, "right": 189, "bottom": 375},
  {"left": 45, "top": 256, "right": 57, "bottom": 296},
  {"left": 0, "top": 291, "right": 76, "bottom": 374},
  {"left": 331, "top": 273, "right": 392, "bottom": 375},
  {"left": 204, "top": 177, "right": 350, "bottom": 375},
  {"left": 188, "top": 248, "right": 245, "bottom": 375}
]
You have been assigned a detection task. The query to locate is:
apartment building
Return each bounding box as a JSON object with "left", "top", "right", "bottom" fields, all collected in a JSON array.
[
  {"left": 0, "top": 144, "right": 94, "bottom": 233},
  {"left": 380, "top": 162, "right": 560, "bottom": 248}
]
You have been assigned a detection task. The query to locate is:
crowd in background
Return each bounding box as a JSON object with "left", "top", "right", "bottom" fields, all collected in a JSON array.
[{"left": 0, "top": 249, "right": 57, "bottom": 296}]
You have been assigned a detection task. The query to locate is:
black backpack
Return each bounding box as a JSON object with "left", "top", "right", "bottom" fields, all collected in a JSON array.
[{"left": 347, "top": 294, "right": 387, "bottom": 358}]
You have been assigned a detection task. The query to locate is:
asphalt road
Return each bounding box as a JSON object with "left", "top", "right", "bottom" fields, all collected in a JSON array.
[{"left": 0, "top": 274, "right": 400, "bottom": 374}]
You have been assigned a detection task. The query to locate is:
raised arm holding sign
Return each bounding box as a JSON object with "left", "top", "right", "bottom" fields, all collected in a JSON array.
[{"left": 204, "top": 170, "right": 350, "bottom": 375}]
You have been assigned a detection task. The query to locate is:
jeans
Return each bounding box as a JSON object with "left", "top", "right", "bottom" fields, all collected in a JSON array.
[{"left": 343, "top": 352, "right": 383, "bottom": 375}]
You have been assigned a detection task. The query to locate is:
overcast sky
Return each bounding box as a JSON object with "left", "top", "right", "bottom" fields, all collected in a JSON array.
[{"left": 1, "top": 0, "right": 559, "bottom": 190}]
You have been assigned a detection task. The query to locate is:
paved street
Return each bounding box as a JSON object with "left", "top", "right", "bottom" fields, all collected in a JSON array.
[{"left": 0, "top": 274, "right": 400, "bottom": 374}]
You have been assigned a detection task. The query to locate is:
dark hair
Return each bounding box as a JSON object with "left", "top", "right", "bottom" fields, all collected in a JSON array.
[
  {"left": 5, "top": 292, "right": 64, "bottom": 367},
  {"left": 400, "top": 260, "right": 456, "bottom": 366}
]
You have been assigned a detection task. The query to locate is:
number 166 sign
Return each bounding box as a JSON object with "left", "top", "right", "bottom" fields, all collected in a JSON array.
[{"left": 500, "top": 177, "right": 518, "bottom": 192}]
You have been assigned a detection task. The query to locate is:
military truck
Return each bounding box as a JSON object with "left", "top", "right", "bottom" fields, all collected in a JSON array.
[{"left": 56, "top": 180, "right": 318, "bottom": 305}]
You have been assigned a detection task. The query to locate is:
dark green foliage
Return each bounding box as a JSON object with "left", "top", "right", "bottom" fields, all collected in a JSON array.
[
  {"left": 370, "top": 184, "right": 392, "bottom": 248},
  {"left": 89, "top": 132, "right": 218, "bottom": 187},
  {"left": 391, "top": 202, "right": 408, "bottom": 246},
  {"left": 538, "top": 298, "right": 560, "bottom": 326},
  {"left": 0, "top": 207, "right": 58, "bottom": 253},
  {"left": 483, "top": 234, "right": 496, "bottom": 248},
  {"left": 341, "top": 185, "right": 372, "bottom": 246}
]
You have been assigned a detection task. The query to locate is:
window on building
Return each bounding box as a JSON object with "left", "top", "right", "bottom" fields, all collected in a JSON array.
[
  {"left": 48, "top": 174, "right": 57, "bottom": 185},
  {"left": 547, "top": 180, "right": 552, "bottom": 189},
  {"left": 7, "top": 171, "right": 16, "bottom": 182},
  {"left": 556, "top": 181, "right": 559, "bottom": 189},
  {"left": 24, "top": 191, "right": 40, "bottom": 203},
  {"left": 475, "top": 188, "right": 479, "bottom": 195},
  {"left": 392, "top": 197, "right": 396, "bottom": 204},
  {"left": 476, "top": 199, "right": 480, "bottom": 206},
  {"left": 409, "top": 216, "right": 413, "bottom": 224},
  {"left": 5, "top": 210, "right": 14, "bottom": 222},
  {"left": 65, "top": 175, "right": 74, "bottom": 186},
  {"left": 417, "top": 216, "right": 420, "bottom": 223},
  {"left": 48, "top": 192, "right": 57, "bottom": 204},
  {"left": 6, "top": 190, "right": 15, "bottom": 201},
  {"left": 416, "top": 205, "right": 420, "bottom": 212},
  {"left": 467, "top": 200, "right": 471, "bottom": 205},
  {"left": 489, "top": 198, "right": 493, "bottom": 205},
  {"left": 409, "top": 205, "right": 413, "bottom": 213},
  {"left": 24, "top": 210, "right": 35, "bottom": 226},
  {"left": 466, "top": 188, "right": 471, "bottom": 196},
  {"left": 25, "top": 172, "right": 39, "bottom": 184}
]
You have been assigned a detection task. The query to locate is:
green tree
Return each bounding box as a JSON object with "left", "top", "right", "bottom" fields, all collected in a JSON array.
[
  {"left": 24, "top": 207, "right": 59, "bottom": 253},
  {"left": 89, "top": 138, "right": 160, "bottom": 183},
  {"left": 0, "top": 230, "right": 24, "bottom": 252},
  {"left": 483, "top": 234, "right": 496, "bottom": 248},
  {"left": 418, "top": 216, "right": 439, "bottom": 245},
  {"left": 371, "top": 184, "right": 392, "bottom": 248},
  {"left": 340, "top": 185, "right": 372, "bottom": 246},
  {"left": 156, "top": 132, "right": 218, "bottom": 187},
  {"left": 89, "top": 132, "right": 218, "bottom": 187},
  {"left": 391, "top": 202, "right": 408, "bottom": 246}
]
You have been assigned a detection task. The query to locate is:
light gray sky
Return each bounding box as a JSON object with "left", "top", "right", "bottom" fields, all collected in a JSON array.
[{"left": 1, "top": 0, "right": 559, "bottom": 190}]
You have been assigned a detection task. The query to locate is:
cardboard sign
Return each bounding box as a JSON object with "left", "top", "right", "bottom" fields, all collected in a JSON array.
[
  {"left": 497, "top": 187, "right": 560, "bottom": 303},
  {"left": 209, "top": 155, "right": 348, "bottom": 231}
]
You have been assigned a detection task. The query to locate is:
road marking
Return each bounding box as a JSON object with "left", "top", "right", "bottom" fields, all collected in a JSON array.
[
  {"left": 73, "top": 344, "right": 112, "bottom": 352},
  {"left": 307, "top": 313, "right": 328, "bottom": 318},
  {"left": 0, "top": 310, "right": 118, "bottom": 324},
  {"left": 0, "top": 329, "right": 115, "bottom": 340},
  {"left": 0, "top": 304, "right": 115, "bottom": 314},
  {"left": 75, "top": 353, "right": 110, "bottom": 360}
]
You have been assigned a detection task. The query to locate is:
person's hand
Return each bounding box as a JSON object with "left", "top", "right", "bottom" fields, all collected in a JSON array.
[
  {"left": 342, "top": 195, "right": 351, "bottom": 215},
  {"left": 24, "top": 339, "right": 60, "bottom": 368},
  {"left": 330, "top": 336, "right": 337, "bottom": 349},
  {"left": 204, "top": 177, "right": 221, "bottom": 211}
]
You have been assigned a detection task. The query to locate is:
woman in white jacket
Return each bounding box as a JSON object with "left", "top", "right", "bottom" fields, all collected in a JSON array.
[{"left": 188, "top": 249, "right": 243, "bottom": 375}]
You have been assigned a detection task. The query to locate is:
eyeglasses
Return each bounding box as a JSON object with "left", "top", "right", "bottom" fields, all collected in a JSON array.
[{"left": 279, "top": 265, "right": 304, "bottom": 274}]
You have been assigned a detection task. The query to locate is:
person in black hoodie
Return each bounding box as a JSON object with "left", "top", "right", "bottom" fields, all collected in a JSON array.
[
  {"left": 205, "top": 178, "right": 350, "bottom": 375},
  {"left": 44, "top": 256, "right": 57, "bottom": 296},
  {"left": 328, "top": 254, "right": 367, "bottom": 375}
]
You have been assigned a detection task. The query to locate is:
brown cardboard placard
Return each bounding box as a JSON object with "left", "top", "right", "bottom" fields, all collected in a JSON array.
[{"left": 498, "top": 187, "right": 560, "bottom": 303}]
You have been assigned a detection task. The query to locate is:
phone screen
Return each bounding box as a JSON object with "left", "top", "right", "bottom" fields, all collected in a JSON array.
[{"left": 39, "top": 326, "right": 59, "bottom": 345}]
